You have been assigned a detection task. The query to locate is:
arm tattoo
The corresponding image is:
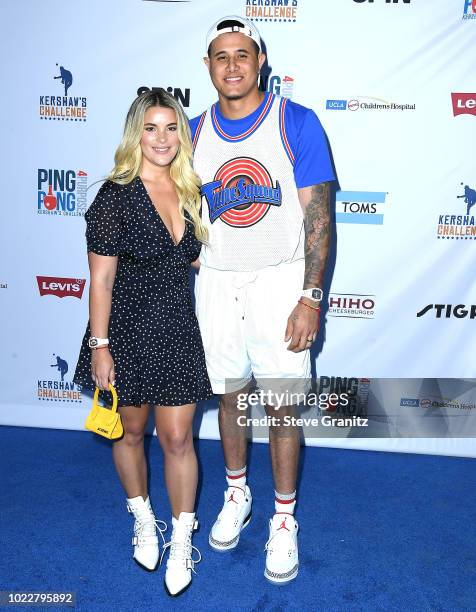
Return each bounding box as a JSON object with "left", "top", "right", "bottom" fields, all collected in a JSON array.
[{"left": 303, "top": 182, "right": 331, "bottom": 289}]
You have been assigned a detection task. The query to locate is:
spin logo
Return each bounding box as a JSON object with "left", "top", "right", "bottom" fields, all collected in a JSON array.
[
  {"left": 463, "top": 0, "right": 476, "bottom": 19},
  {"left": 336, "top": 191, "right": 387, "bottom": 225},
  {"left": 245, "top": 0, "right": 298, "bottom": 22},
  {"left": 260, "top": 75, "right": 294, "bottom": 99},
  {"left": 37, "top": 169, "right": 88, "bottom": 216},
  {"left": 39, "top": 64, "right": 87, "bottom": 121},
  {"left": 137, "top": 86, "right": 190, "bottom": 108},
  {"left": 201, "top": 157, "right": 282, "bottom": 227},
  {"left": 37, "top": 353, "right": 82, "bottom": 402},
  {"left": 436, "top": 182, "right": 476, "bottom": 240}
]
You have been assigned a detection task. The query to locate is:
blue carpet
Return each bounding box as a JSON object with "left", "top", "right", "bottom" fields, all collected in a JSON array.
[{"left": 0, "top": 426, "right": 475, "bottom": 612}]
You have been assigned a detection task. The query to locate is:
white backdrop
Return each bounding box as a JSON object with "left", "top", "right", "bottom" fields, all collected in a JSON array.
[{"left": 0, "top": 0, "right": 475, "bottom": 456}]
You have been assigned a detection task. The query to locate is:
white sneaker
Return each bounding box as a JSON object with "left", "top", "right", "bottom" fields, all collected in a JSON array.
[
  {"left": 264, "top": 514, "right": 299, "bottom": 584},
  {"left": 209, "top": 485, "right": 252, "bottom": 552},
  {"left": 126, "top": 496, "right": 166, "bottom": 571},
  {"left": 162, "top": 512, "right": 201, "bottom": 597}
]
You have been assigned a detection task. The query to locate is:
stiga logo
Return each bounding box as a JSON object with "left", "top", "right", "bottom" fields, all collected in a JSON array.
[
  {"left": 451, "top": 93, "right": 476, "bottom": 117},
  {"left": 36, "top": 276, "right": 86, "bottom": 299},
  {"left": 260, "top": 75, "right": 294, "bottom": 99},
  {"left": 328, "top": 96, "right": 415, "bottom": 112},
  {"left": 437, "top": 183, "right": 476, "bottom": 240},
  {"left": 328, "top": 293, "right": 376, "bottom": 319},
  {"left": 400, "top": 398, "right": 420, "bottom": 407},
  {"left": 416, "top": 304, "right": 476, "bottom": 319},
  {"left": 463, "top": 0, "right": 476, "bottom": 19},
  {"left": 38, "top": 354, "right": 82, "bottom": 402},
  {"left": 201, "top": 157, "right": 282, "bottom": 227},
  {"left": 39, "top": 64, "right": 87, "bottom": 122},
  {"left": 137, "top": 86, "right": 190, "bottom": 108},
  {"left": 37, "top": 169, "right": 87, "bottom": 216},
  {"left": 244, "top": 0, "right": 298, "bottom": 22},
  {"left": 336, "top": 191, "right": 387, "bottom": 225}
]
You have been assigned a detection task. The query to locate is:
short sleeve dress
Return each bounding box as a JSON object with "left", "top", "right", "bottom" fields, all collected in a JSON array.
[{"left": 73, "top": 177, "right": 212, "bottom": 407}]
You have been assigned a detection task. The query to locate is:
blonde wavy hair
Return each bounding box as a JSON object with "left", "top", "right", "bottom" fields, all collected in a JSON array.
[{"left": 108, "top": 89, "right": 207, "bottom": 242}]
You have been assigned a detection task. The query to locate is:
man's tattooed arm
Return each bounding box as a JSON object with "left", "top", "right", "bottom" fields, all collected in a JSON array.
[{"left": 299, "top": 182, "right": 331, "bottom": 289}]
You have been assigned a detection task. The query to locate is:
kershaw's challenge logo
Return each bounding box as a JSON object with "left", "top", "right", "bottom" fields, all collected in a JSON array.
[
  {"left": 39, "top": 64, "right": 87, "bottom": 122},
  {"left": 201, "top": 157, "right": 282, "bottom": 227}
]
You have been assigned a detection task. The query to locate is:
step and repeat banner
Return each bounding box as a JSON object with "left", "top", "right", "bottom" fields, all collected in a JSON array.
[{"left": 0, "top": 0, "right": 475, "bottom": 456}]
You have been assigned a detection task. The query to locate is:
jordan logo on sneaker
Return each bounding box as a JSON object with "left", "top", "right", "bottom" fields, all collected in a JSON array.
[
  {"left": 227, "top": 490, "right": 238, "bottom": 504},
  {"left": 277, "top": 518, "right": 290, "bottom": 531}
]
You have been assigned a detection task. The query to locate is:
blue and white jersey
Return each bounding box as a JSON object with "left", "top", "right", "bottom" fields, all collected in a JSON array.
[{"left": 191, "top": 92, "right": 334, "bottom": 272}]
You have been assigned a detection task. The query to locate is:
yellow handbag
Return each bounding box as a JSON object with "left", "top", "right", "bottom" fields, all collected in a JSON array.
[{"left": 85, "top": 384, "right": 123, "bottom": 440}]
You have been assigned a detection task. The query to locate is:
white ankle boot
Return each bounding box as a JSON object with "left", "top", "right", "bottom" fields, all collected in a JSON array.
[
  {"left": 162, "top": 512, "right": 201, "bottom": 596},
  {"left": 126, "top": 495, "right": 166, "bottom": 571}
]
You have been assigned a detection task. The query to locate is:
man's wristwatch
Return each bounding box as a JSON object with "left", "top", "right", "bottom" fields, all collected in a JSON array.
[
  {"left": 301, "top": 288, "right": 323, "bottom": 303},
  {"left": 88, "top": 337, "right": 109, "bottom": 349}
]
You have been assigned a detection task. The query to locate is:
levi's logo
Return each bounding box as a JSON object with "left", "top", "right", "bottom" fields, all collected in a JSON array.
[
  {"left": 36, "top": 276, "right": 86, "bottom": 298},
  {"left": 451, "top": 93, "right": 476, "bottom": 117}
]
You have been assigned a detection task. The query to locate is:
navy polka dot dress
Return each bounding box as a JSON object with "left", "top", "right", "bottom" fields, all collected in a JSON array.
[{"left": 74, "top": 178, "right": 212, "bottom": 407}]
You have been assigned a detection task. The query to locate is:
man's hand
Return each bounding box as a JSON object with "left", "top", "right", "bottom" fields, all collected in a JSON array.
[
  {"left": 91, "top": 349, "right": 115, "bottom": 390},
  {"left": 284, "top": 300, "right": 320, "bottom": 352}
]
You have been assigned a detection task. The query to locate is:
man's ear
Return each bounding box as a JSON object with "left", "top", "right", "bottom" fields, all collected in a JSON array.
[
  {"left": 258, "top": 53, "right": 266, "bottom": 71},
  {"left": 204, "top": 56, "right": 210, "bottom": 70}
]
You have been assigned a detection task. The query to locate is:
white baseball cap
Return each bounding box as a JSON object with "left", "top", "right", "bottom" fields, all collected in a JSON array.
[{"left": 206, "top": 15, "right": 262, "bottom": 54}]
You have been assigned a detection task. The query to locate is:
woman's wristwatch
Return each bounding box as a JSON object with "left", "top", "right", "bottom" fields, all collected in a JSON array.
[{"left": 88, "top": 337, "right": 109, "bottom": 350}]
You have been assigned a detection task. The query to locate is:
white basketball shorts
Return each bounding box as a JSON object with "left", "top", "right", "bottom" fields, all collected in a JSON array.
[{"left": 195, "top": 259, "right": 311, "bottom": 398}]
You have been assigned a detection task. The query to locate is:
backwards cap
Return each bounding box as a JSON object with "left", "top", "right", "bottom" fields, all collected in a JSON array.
[{"left": 206, "top": 15, "right": 262, "bottom": 54}]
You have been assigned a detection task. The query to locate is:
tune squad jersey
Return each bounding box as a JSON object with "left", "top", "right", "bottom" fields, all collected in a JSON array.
[{"left": 190, "top": 92, "right": 335, "bottom": 272}]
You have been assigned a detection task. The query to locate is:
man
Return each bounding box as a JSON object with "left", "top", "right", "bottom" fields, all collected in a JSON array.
[{"left": 190, "top": 15, "right": 334, "bottom": 583}]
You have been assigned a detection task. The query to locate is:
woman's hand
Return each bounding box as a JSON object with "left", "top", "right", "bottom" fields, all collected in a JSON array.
[{"left": 91, "top": 349, "right": 115, "bottom": 390}]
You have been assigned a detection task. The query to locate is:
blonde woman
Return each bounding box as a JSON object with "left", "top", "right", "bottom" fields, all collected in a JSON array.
[{"left": 74, "top": 89, "right": 211, "bottom": 597}]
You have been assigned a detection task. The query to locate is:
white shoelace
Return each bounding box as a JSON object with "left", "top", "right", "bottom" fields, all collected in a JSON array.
[
  {"left": 134, "top": 516, "right": 167, "bottom": 546},
  {"left": 160, "top": 527, "right": 202, "bottom": 572}
]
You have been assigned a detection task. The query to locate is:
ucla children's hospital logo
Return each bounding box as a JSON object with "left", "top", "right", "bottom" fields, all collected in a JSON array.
[
  {"left": 244, "top": 0, "right": 298, "bottom": 22},
  {"left": 37, "top": 354, "right": 82, "bottom": 402},
  {"left": 39, "top": 64, "right": 87, "bottom": 121},
  {"left": 436, "top": 182, "right": 476, "bottom": 240},
  {"left": 37, "top": 169, "right": 88, "bottom": 216},
  {"left": 326, "top": 96, "right": 415, "bottom": 112},
  {"left": 201, "top": 157, "right": 282, "bottom": 227}
]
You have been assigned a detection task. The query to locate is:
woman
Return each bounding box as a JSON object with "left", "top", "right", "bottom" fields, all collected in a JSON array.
[{"left": 74, "top": 89, "right": 211, "bottom": 597}]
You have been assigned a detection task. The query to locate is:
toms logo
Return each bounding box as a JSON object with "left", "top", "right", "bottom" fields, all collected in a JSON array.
[
  {"left": 336, "top": 191, "right": 387, "bottom": 225},
  {"left": 416, "top": 304, "right": 476, "bottom": 319},
  {"left": 37, "top": 276, "right": 86, "bottom": 299}
]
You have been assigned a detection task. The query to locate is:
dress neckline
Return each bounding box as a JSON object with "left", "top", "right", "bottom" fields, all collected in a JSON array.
[{"left": 137, "top": 176, "right": 186, "bottom": 247}]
